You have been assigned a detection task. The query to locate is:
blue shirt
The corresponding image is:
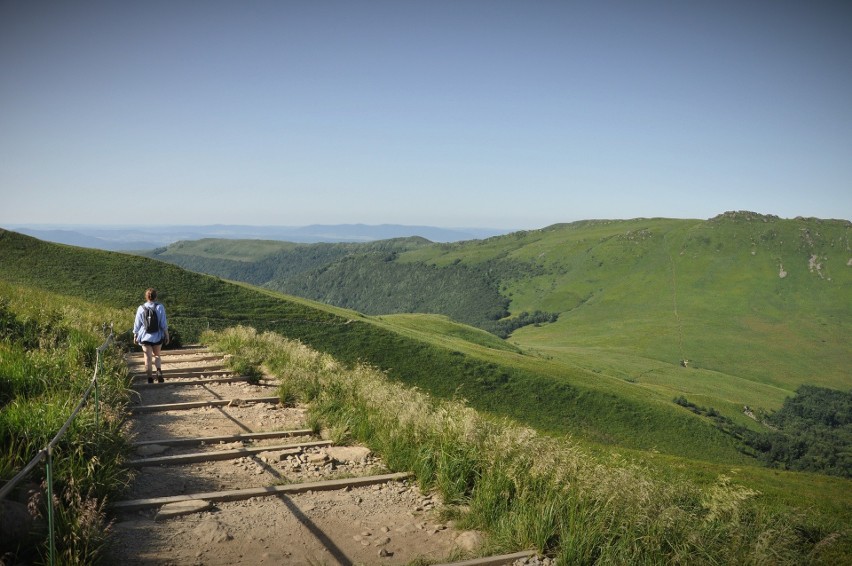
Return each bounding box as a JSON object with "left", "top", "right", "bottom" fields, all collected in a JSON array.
[{"left": 133, "top": 301, "right": 168, "bottom": 344}]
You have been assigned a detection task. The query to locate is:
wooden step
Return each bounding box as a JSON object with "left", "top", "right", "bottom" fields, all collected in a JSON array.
[
  {"left": 435, "top": 551, "right": 538, "bottom": 566},
  {"left": 132, "top": 429, "right": 315, "bottom": 448},
  {"left": 111, "top": 472, "right": 412, "bottom": 512},
  {"left": 130, "top": 370, "right": 235, "bottom": 382},
  {"left": 127, "top": 356, "right": 225, "bottom": 367},
  {"left": 129, "top": 396, "right": 280, "bottom": 414},
  {"left": 132, "top": 376, "right": 276, "bottom": 389},
  {"left": 133, "top": 354, "right": 224, "bottom": 363},
  {"left": 128, "top": 439, "right": 332, "bottom": 467},
  {"left": 126, "top": 347, "right": 212, "bottom": 358},
  {"left": 130, "top": 365, "right": 229, "bottom": 375}
]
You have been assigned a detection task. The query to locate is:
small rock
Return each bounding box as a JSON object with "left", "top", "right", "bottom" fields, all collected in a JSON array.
[
  {"left": 378, "top": 548, "right": 393, "bottom": 558},
  {"left": 325, "top": 446, "right": 371, "bottom": 464},
  {"left": 155, "top": 500, "right": 213, "bottom": 521},
  {"left": 307, "top": 452, "right": 329, "bottom": 464},
  {"left": 136, "top": 444, "right": 169, "bottom": 456},
  {"left": 455, "top": 530, "right": 485, "bottom": 552}
]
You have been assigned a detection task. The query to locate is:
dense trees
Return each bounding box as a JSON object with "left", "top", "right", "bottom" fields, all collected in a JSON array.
[
  {"left": 270, "top": 252, "right": 511, "bottom": 328},
  {"left": 749, "top": 386, "right": 852, "bottom": 477},
  {"left": 150, "top": 238, "right": 559, "bottom": 337},
  {"left": 676, "top": 386, "right": 852, "bottom": 478}
]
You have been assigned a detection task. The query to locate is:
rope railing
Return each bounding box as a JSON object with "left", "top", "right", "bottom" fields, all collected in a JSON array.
[{"left": 0, "top": 323, "right": 115, "bottom": 566}]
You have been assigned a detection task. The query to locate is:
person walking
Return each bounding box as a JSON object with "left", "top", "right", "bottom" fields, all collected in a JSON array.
[{"left": 133, "top": 287, "right": 170, "bottom": 383}]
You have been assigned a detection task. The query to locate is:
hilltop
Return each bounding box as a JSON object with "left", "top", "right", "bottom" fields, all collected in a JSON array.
[{"left": 3, "top": 223, "right": 509, "bottom": 251}]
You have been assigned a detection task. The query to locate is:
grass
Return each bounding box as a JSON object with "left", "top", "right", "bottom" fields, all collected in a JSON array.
[
  {"left": 205, "top": 326, "right": 851, "bottom": 564},
  {"left": 1, "top": 228, "right": 755, "bottom": 464},
  {"left": 122, "top": 216, "right": 851, "bottom": 456},
  {"left": 2, "top": 229, "right": 850, "bottom": 545},
  {"left": 0, "top": 282, "right": 132, "bottom": 564},
  {"left": 2, "top": 225, "right": 850, "bottom": 563}
]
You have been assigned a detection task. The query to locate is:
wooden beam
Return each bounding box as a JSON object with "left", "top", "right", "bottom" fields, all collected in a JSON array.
[
  {"left": 132, "top": 376, "right": 276, "bottom": 389},
  {"left": 130, "top": 366, "right": 229, "bottom": 375},
  {"left": 433, "top": 551, "right": 538, "bottom": 566},
  {"left": 129, "top": 396, "right": 280, "bottom": 414},
  {"left": 131, "top": 428, "right": 314, "bottom": 448},
  {"left": 111, "top": 472, "right": 413, "bottom": 511},
  {"left": 126, "top": 347, "right": 211, "bottom": 358},
  {"left": 127, "top": 440, "right": 331, "bottom": 467}
]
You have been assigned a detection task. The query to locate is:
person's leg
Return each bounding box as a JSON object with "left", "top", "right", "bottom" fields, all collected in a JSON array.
[
  {"left": 142, "top": 343, "right": 154, "bottom": 383},
  {"left": 152, "top": 343, "right": 163, "bottom": 382}
]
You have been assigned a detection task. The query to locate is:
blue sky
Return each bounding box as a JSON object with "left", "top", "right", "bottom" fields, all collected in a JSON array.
[{"left": 2, "top": 0, "right": 850, "bottom": 229}]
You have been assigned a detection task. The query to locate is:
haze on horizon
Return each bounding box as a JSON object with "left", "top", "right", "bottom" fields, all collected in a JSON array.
[{"left": 2, "top": 1, "right": 851, "bottom": 230}]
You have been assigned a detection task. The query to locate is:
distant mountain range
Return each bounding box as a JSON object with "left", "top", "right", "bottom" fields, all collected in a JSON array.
[{"left": 0, "top": 224, "right": 512, "bottom": 251}]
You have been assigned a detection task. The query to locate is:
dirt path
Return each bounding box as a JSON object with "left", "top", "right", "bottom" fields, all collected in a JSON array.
[{"left": 107, "top": 348, "right": 506, "bottom": 566}]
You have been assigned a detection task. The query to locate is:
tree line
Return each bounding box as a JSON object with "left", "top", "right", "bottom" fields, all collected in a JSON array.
[{"left": 675, "top": 385, "right": 852, "bottom": 478}]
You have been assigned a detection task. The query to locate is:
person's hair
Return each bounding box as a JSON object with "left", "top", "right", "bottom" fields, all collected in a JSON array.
[{"left": 145, "top": 288, "right": 157, "bottom": 301}]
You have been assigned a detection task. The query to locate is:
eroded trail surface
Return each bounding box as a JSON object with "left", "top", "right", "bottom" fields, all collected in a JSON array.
[{"left": 107, "top": 348, "right": 493, "bottom": 566}]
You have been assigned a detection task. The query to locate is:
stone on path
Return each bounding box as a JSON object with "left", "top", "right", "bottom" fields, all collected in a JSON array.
[
  {"left": 455, "top": 530, "right": 485, "bottom": 552},
  {"left": 136, "top": 444, "right": 169, "bottom": 456},
  {"left": 155, "top": 499, "right": 214, "bottom": 521},
  {"left": 192, "top": 517, "right": 234, "bottom": 544},
  {"left": 326, "top": 446, "right": 371, "bottom": 464}
]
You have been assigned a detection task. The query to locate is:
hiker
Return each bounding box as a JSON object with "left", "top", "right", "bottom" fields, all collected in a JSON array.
[{"left": 133, "top": 288, "right": 170, "bottom": 383}]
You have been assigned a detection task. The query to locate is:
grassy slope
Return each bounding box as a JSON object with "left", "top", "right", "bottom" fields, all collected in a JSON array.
[
  {"left": 1, "top": 229, "right": 849, "bottom": 530},
  {"left": 401, "top": 214, "right": 851, "bottom": 421},
  {"left": 1, "top": 228, "right": 752, "bottom": 463}
]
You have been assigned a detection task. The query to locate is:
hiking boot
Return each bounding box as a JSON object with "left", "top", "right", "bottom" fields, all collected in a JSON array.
[
  {"left": 157, "top": 369, "right": 164, "bottom": 383},
  {"left": 147, "top": 376, "right": 154, "bottom": 384}
]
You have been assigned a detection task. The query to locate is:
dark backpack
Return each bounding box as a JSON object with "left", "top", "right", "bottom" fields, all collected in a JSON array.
[{"left": 142, "top": 303, "right": 160, "bottom": 333}]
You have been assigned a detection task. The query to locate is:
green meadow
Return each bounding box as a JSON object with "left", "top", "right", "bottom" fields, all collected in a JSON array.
[{"left": 2, "top": 218, "right": 851, "bottom": 563}]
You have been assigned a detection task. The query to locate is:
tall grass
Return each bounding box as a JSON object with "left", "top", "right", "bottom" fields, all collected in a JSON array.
[
  {"left": 205, "top": 326, "right": 848, "bottom": 564},
  {"left": 0, "top": 284, "right": 132, "bottom": 565}
]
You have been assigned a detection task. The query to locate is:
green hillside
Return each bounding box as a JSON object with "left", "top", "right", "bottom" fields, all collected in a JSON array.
[
  {"left": 2, "top": 227, "right": 851, "bottom": 561},
  {"left": 1, "top": 228, "right": 759, "bottom": 465},
  {"left": 403, "top": 213, "right": 851, "bottom": 395},
  {"left": 3, "top": 221, "right": 850, "bottom": 473},
  {"left": 140, "top": 213, "right": 850, "bottom": 416}
]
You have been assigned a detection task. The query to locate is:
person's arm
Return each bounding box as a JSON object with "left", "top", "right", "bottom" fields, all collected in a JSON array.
[
  {"left": 160, "top": 304, "right": 170, "bottom": 344},
  {"left": 132, "top": 307, "right": 143, "bottom": 344}
]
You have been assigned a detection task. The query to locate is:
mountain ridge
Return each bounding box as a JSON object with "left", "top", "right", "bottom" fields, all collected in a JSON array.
[{"left": 1, "top": 223, "right": 511, "bottom": 251}]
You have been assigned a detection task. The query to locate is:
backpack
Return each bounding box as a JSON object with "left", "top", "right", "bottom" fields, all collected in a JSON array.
[{"left": 142, "top": 303, "right": 160, "bottom": 333}]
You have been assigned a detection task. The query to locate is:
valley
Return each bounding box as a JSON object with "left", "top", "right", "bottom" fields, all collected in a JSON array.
[{"left": 142, "top": 213, "right": 851, "bottom": 430}]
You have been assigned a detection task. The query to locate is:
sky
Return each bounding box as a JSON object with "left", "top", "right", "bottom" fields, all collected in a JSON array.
[{"left": 1, "top": 0, "right": 851, "bottom": 230}]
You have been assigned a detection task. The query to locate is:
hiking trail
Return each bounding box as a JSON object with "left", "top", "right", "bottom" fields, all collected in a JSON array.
[{"left": 109, "top": 347, "right": 539, "bottom": 566}]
